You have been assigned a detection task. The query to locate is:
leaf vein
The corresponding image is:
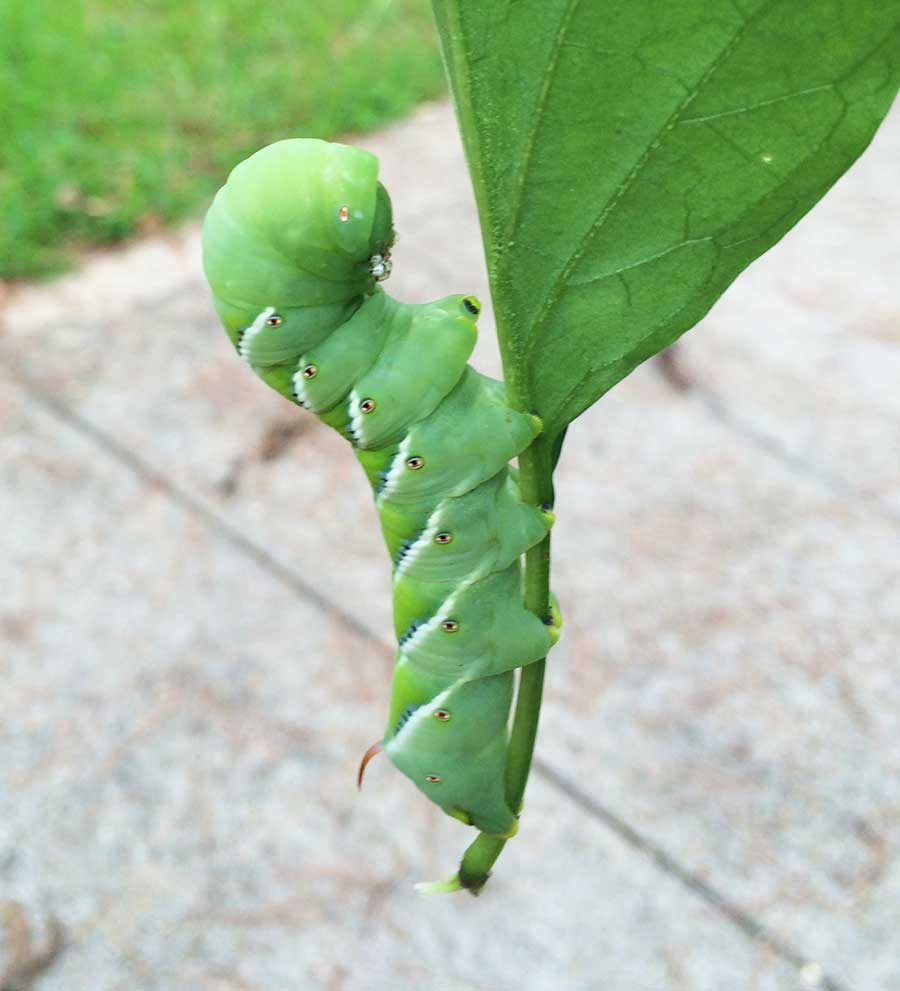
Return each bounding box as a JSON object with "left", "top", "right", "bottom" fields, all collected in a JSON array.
[
  {"left": 679, "top": 83, "right": 835, "bottom": 124},
  {"left": 568, "top": 237, "right": 712, "bottom": 287},
  {"left": 525, "top": 0, "right": 778, "bottom": 357}
]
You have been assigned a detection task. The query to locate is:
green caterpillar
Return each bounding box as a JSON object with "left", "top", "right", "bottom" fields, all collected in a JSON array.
[{"left": 202, "top": 139, "right": 560, "bottom": 839}]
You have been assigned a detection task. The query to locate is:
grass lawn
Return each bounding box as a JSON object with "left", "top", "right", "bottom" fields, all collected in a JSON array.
[{"left": 0, "top": 0, "right": 445, "bottom": 280}]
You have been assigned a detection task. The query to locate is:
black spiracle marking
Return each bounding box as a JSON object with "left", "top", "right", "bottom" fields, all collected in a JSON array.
[
  {"left": 375, "top": 468, "right": 390, "bottom": 497},
  {"left": 394, "top": 533, "right": 422, "bottom": 568},
  {"left": 288, "top": 378, "right": 310, "bottom": 409},
  {"left": 374, "top": 443, "right": 406, "bottom": 498},
  {"left": 394, "top": 703, "right": 421, "bottom": 736},
  {"left": 398, "top": 619, "right": 424, "bottom": 647}
]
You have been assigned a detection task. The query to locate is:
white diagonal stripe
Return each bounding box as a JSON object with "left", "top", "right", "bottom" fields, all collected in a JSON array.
[
  {"left": 347, "top": 389, "right": 364, "bottom": 444},
  {"left": 393, "top": 500, "right": 445, "bottom": 580},
  {"left": 291, "top": 363, "right": 310, "bottom": 406},
  {"left": 386, "top": 681, "right": 458, "bottom": 748},
  {"left": 237, "top": 306, "right": 275, "bottom": 363},
  {"left": 376, "top": 434, "right": 411, "bottom": 505},
  {"left": 397, "top": 572, "right": 480, "bottom": 657}
]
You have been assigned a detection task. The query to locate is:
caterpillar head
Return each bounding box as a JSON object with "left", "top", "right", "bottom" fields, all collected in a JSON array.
[
  {"left": 202, "top": 138, "right": 396, "bottom": 364},
  {"left": 368, "top": 181, "right": 396, "bottom": 279}
]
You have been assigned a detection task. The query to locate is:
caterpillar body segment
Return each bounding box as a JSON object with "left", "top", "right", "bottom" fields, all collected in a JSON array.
[
  {"left": 291, "top": 291, "right": 397, "bottom": 412},
  {"left": 393, "top": 470, "right": 550, "bottom": 584},
  {"left": 386, "top": 673, "right": 519, "bottom": 838},
  {"left": 202, "top": 138, "right": 559, "bottom": 838}
]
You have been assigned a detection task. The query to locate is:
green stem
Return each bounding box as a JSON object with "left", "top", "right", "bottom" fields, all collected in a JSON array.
[
  {"left": 456, "top": 434, "right": 554, "bottom": 893},
  {"left": 433, "top": 1, "right": 556, "bottom": 896}
]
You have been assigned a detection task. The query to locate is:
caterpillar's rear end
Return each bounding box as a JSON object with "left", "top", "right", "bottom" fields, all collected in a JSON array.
[{"left": 202, "top": 138, "right": 559, "bottom": 841}]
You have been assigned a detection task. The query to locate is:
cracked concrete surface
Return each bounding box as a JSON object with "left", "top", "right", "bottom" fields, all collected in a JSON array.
[{"left": 1, "top": 100, "right": 898, "bottom": 990}]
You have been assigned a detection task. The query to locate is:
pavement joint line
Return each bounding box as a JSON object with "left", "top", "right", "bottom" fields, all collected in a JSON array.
[
  {"left": 2, "top": 359, "right": 386, "bottom": 652},
  {"left": 702, "top": 391, "right": 859, "bottom": 497},
  {"left": 2, "top": 359, "right": 849, "bottom": 981},
  {"left": 533, "top": 757, "right": 847, "bottom": 991},
  {"left": 691, "top": 383, "right": 900, "bottom": 529},
  {"left": 652, "top": 346, "right": 900, "bottom": 528}
]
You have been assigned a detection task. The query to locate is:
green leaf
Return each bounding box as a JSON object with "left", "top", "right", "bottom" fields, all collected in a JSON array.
[{"left": 432, "top": 0, "right": 900, "bottom": 436}]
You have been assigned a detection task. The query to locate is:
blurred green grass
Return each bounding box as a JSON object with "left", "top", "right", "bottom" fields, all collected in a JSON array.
[{"left": 0, "top": 0, "right": 445, "bottom": 280}]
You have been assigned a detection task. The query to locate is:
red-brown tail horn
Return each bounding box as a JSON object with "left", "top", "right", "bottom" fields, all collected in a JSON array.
[{"left": 357, "top": 740, "right": 384, "bottom": 790}]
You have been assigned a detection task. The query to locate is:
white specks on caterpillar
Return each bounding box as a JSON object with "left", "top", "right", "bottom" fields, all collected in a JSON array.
[
  {"left": 338, "top": 205, "right": 350, "bottom": 222},
  {"left": 369, "top": 253, "right": 392, "bottom": 281},
  {"left": 237, "top": 306, "right": 276, "bottom": 362}
]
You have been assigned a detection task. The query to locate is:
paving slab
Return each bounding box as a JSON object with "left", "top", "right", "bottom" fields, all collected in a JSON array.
[
  {"left": 547, "top": 374, "right": 900, "bottom": 990},
  {"left": 0, "top": 373, "right": 802, "bottom": 991},
  {"left": 1, "top": 98, "right": 899, "bottom": 989}
]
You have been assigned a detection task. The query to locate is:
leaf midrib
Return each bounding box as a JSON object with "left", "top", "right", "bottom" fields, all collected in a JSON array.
[{"left": 504, "top": 0, "right": 584, "bottom": 244}]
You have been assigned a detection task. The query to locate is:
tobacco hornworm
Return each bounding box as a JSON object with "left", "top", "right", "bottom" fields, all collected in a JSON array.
[{"left": 202, "top": 139, "right": 560, "bottom": 838}]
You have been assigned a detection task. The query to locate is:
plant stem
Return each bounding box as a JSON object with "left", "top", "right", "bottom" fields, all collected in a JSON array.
[
  {"left": 433, "top": 4, "right": 557, "bottom": 893},
  {"left": 456, "top": 433, "right": 554, "bottom": 893}
]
